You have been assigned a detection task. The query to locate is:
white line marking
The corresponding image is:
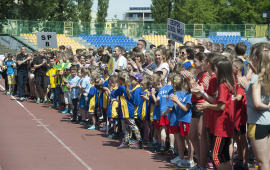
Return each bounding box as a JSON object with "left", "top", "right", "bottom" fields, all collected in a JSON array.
[
  {"left": 0, "top": 85, "right": 92, "bottom": 170},
  {"left": 37, "top": 125, "right": 49, "bottom": 126}
]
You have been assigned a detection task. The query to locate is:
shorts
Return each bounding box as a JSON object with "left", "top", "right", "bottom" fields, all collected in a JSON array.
[
  {"left": 7, "top": 74, "right": 16, "bottom": 85},
  {"left": 153, "top": 119, "right": 161, "bottom": 129},
  {"left": 234, "top": 124, "right": 246, "bottom": 135},
  {"left": 159, "top": 116, "right": 169, "bottom": 126},
  {"left": 191, "top": 102, "right": 203, "bottom": 118},
  {"left": 35, "top": 75, "right": 47, "bottom": 91},
  {"left": 211, "top": 136, "right": 231, "bottom": 166},
  {"left": 79, "top": 95, "right": 86, "bottom": 108},
  {"left": 64, "top": 91, "right": 72, "bottom": 104},
  {"left": 180, "top": 122, "right": 190, "bottom": 137},
  {"left": 28, "top": 71, "right": 34, "bottom": 78},
  {"left": 169, "top": 125, "right": 180, "bottom": 134},
  {"left": 248, "top": 123, "right": 270, "bottom": 140}
]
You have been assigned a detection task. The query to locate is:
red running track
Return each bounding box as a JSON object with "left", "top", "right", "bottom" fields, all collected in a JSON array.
[{"left": 0, "top": 83, "right": 258, "bottom": 170}]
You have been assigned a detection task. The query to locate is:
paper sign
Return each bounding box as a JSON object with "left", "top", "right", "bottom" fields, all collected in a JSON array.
[
  {"left": 36, "top": 32, "right": 58, "bottom": 49},
  {"left": 166, "top": 18, "right": 185, "bottom": 44}
]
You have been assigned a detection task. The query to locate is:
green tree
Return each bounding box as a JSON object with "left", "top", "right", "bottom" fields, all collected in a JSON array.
[
  {"left": 97, "top": 0, "right": 109, "bottom": 23},
  {"left": 96, "top": 0, "right": 109, "bottom": 34},
  {"left": 150, "top": 0, "right": 172, "bottom": 23},
  {"left": 77, "top": 0, "right": 94, "bottom": 22}
]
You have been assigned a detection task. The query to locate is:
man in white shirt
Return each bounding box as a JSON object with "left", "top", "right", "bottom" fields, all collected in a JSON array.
[
  {"left": 198, "top": 38, "right": 210, "bottom": 53},
  {"left": 113, "top": 46, "right": 127, "bottom": 69},
  {"left": 137, "top": 40, "right": 147, "bottom": 55}
]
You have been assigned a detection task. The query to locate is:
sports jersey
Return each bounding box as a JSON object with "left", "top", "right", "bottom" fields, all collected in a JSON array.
[
  {"left": 205, "top": 73, "right": 217, "bottom": 128},
  {"left": 137, "top": 90, "right": 149, "bottom": 120},
  {"left": 112, "top": 84, "right": 134, "bottom": 119},
  {"left": 5, "top": 60, "right": 15, "bottom": 75},
  {"left": 67, "top": 75, "right": 80, "bottom": 99},
  {"left": 63, "top": 74, "right": 71, "bottom": 92},
  {"left": 191, "top": 72, "right": 208, "bottom": 103},
  {"left": 178, "top": 91, "right": 192, "bottom": 123},
  {"left": 211, "top": 82, "right": 235, "bottom": 137},
  {"left": 183, "top": 59, "right": 195, "bottom": 69},
  {"left": 131, "top": 85, "right": 142, "bottom": 119},
  {"left": 147, "top": 89, "right": 156, "bottom": 122},
  {"left": 99, "top": 77, "right": 109, "bottom": 108},
  {"left": 87, "top": 85, "right": 99, "bottom": 113},
  {"left": 158, "top": 85, "right": 174, "bottom": 115},
  {"left": 81, "top": 76, "right": 91, "bottom": 93},
  {"left": 235, "top": 85, "right": 247, "bottom": 125},
  {"left": 107, "top": 86, "right": 119, "bottom": 118},
  {"left": 46, "top": 67, "right": 58, "bottom": 88}
]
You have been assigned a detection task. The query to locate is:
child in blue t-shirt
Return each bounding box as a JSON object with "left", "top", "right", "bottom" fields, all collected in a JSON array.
[
  {"left": 148, "top": 75, "right": 165, "bottom": 150},
  {"left": 87, "top": 73, "right": 101, "bottom": 130},
  {"left": 67, "top": 66, "right": 81, "bottom": 123},
  {"left": 158, "top": 74, "right": 174, "bottom": 155},
  {"left": 5, "top": 54, "right": 16, "bottom": 95},
  {"left": 77, "top": 67, "right": 91, "bottom": 125},
  {"left": 103, "top": 75, "right": 119, "bottom": 139},
  {"left": 169, "top": 75, "right": 194, "bottom": 167}
]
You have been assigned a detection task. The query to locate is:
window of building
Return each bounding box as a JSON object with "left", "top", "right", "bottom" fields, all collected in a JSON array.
[{"left": 133, "top": 14, "right": 138, "bottom": 18}]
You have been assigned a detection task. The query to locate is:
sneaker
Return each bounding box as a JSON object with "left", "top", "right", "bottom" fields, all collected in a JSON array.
[
  {"left": 186, "top": 165, "right": 200, "bottom": 170},
  {"left": 79, "top": 120, "right": 86, "bottom": 125},
  {"left": 170, "top": 156, "right": 185, "bottom": 165},
  {"left": 112, "top": 134, "right": 120, "bottom": 139},
  {"left": 49, "top": 105, "right": 57, "bottom": 109},
  {"left": 107, "top": 134, "right": 115, "bottom": 139},
  {"left": 62, "top": 109, "right": 69, "bottom": 114},
  {"left": 178, "top": 160, "right": 195, "bottom": 168},
  {"left": 69, "top": 120, "right": 77, "bottom": 123},
  {"left": 247, "top": 162, "right": 257, "bottom": 168},
  {"left": 147, "top": 141, "right": 159, "bottom": 148},
  {"left": 206, "top": 160, "right": 214, "bottom": 169},
  {"left": 44, "top": 99, "right": 49, "bottom": 104},
  {"left": 88, "top": 125, "right": 96, "bottom": 130},
  {"left": 143, "top": 139, "right": 149, "bottom": 145},
  {"left": 6, "top": 92, "right": 10, "bottom": 95},
  {"left": 59, "top": 107, "right": 66, "bottom": 112},
  {"left": 100, "top": 126, "right": 107, "bottom": 132},
  {"left": 154, "top": 145, "right": 161, "bottom": 153},
  {"left": 57, "top": 105, "right": 65, "bottom": 110},
  {"left": 69, "top": 109, "right": 73, "bottom": 114},
  {"left": 36, "top": 99, "right": 40, "bottom": 104},
  {"left": 10, "top": 92, "right": 14, "bottom": 96},
  {"left": 168, "top": 146, "right": 174, "bottom": 155},
  {"left": 129, "top": 138, "right": 137, "bottom": 145},
  {"left": 117, "top": 139, "right": 129, "bottom": 149},
  {"left": 131, "top": 140, "right": 142, "bottom": 149},
  {"left": 160, "top": 145, "right": 167, "bottom": 155}
]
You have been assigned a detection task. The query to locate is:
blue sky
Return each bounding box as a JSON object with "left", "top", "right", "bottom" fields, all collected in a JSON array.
[{"left": 91, "top": 0, "right": 152, "bottom": 20}]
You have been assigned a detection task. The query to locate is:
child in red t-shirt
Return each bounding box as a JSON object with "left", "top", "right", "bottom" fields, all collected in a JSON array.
[
  {"left": 197, "top": 58, "right": 236, "bottom": 170},
  {"left": 232, "top": 58, "right": 249, "bottom": 168}
]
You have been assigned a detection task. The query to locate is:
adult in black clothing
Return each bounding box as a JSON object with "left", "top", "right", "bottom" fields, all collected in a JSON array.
[
  {"left": 16, "top": 47, "right": 31, "bottom": 101},
  {"left": 33, "top": 49, "right": 49, "bottom": 103}
]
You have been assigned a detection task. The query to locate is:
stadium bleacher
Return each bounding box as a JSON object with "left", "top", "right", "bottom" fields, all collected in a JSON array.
[
  {"left": 142, "top": 35, "right": 197, "bottom": 47},
  {"left": 79, "top": 34, "right": 137, "bottom": 51},
  {"left": 208, "top": 35, "right": 251, "bottom": 54},
  {"left": 20, "top": 33, "right": 85, "bottom": 53}
]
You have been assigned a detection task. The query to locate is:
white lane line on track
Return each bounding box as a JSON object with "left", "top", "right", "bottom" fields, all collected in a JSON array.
[{"left": 0, "top": 85, "right": 92, "bottom": 170}]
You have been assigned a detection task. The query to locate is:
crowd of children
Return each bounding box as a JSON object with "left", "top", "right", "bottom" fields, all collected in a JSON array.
[{"left": 1, "top": 41, "right": 270, "bottom": 170}]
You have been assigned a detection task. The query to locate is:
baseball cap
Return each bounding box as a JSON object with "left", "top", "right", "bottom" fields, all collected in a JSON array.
[{"left": 129, "top": 72, "right": 143, "bottom": 83}]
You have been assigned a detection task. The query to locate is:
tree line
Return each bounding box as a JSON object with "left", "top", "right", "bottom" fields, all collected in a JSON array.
[
  {"left": 151, "top": 0, "right": 270, "bottom": 24},
  {"left": 0, "top": 0, "right": 109, "bottom": 23}
]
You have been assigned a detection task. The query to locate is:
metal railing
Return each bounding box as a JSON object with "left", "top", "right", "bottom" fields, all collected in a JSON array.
[{"left": 0, "top": 19, "right": 269, "bottom": 38}]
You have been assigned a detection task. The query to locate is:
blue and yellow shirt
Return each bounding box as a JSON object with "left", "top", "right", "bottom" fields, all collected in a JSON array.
[
  {"left": 131, "top": 85, "right": 142, "bottom": 119},
  {"left": 87, "top": 85, "right": 99, "bottom": 113},
  {"left": 112, "top": 84, "right": 134, "bottom": 119},
  {"left": 107, "top": 86, "right": 119, "bottom": 119},
  {"left": 99, "top": 77, "right": 109, "bottom": 109},
  {"left": 138, "top": 90, "right": 149, "bottom": 121}
]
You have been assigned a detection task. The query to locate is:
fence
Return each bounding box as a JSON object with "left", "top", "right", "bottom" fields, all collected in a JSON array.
[{"left": 0, "top": 19, "right": 269, "bottom": 38}]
